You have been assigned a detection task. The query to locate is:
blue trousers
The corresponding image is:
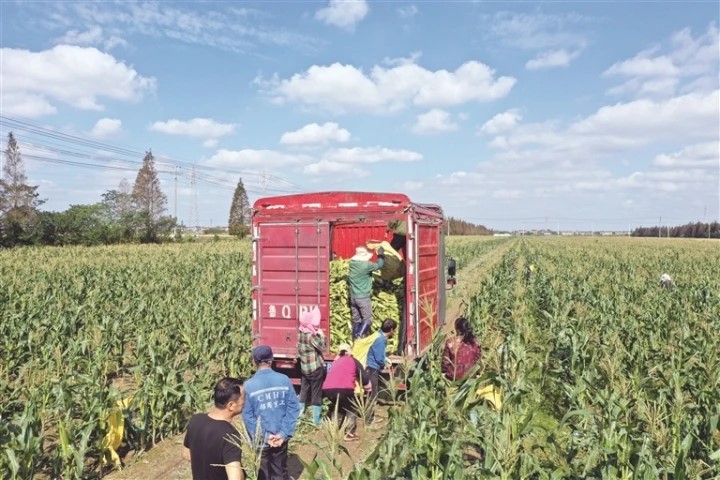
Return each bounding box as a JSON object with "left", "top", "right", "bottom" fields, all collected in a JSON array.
[{"left": 350, "top": 297, "right": 372, "bottom": 339}]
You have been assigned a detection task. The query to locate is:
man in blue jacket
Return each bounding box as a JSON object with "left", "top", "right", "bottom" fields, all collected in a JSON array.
[
  {"left": 365, "top": 319, "right": 397, "bottom": 428},
  {"left": 243, "top": 345, "right": 301, "bottom": 480}
]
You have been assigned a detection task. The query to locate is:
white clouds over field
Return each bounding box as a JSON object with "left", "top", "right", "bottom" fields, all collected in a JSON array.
[
  {"left": 256, "top": 57, "right": 515, "bottom": 114},
  {"left": 0, "top": 45, "right": 155, "bottom": 117}
]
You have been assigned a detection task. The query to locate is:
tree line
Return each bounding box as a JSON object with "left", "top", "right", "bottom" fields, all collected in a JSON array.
[
  {"left": 446, "top": 217, "right": 491, "bottom": 235},
  {"left": 632, "top": 222, "right": 720, "bottom": 239},
  {"left": 0, "top": 132, "right": 252, "bottom": 248}
]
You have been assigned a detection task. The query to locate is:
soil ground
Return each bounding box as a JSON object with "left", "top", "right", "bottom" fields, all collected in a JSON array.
[{"left": 106, "top": 238, "right": 511, "bottom": 480}]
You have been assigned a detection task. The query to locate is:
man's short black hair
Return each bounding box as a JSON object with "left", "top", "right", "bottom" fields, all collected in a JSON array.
[
  {"left": 213, "top": 377, "right": 244, "bottom": 408},
  {"left": 381, "top": 319, "right": 397, "bottom": 333}
]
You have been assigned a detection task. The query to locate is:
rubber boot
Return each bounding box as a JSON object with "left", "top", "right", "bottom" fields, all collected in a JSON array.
[
  {"left": 298, "top": 403, "right": 306, "bottom": 420},
  {"left": 311, "top": 405, "right": 323, "bottom": 426}
]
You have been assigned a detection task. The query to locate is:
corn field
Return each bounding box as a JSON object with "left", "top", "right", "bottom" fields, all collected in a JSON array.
[
  {"left": 2, "top": 237, "right": 719, "bottom": 479},
  {"left": 1, "top": 242, "right": 253, "bottom": 479},
  {"left": 349, "top": 237, "right": 720, "bottom": 479}
]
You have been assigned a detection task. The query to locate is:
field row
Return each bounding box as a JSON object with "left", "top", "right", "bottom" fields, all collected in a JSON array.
[{"left": 352, "top": 238, "right": 719, "bottom": 479}]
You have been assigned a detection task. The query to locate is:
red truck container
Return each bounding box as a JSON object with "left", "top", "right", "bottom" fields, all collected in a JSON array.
[{"left": 251, "top": 191, "right": 448, "bottom": 375}]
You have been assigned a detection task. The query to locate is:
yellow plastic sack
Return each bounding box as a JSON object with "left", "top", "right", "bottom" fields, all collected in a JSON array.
[
  {"left": 102, "top": 397, "right": 132, "bottom": 468},
  {"left": 367, "top": 241, "right": 404, "bottom": 281},
  {"left": 351, "top": 333, "right": 379, "bottom": 395},
  {"left": 352, "top": 332, "right": 379, "bottom": 368},
  {"left": 475, "top": 385, "right": 503, "bottom": 411}
]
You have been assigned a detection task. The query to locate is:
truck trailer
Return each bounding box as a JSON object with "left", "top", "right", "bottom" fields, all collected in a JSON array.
[{"left": 251, "top": 191, "right": 451, "bottom": 376}]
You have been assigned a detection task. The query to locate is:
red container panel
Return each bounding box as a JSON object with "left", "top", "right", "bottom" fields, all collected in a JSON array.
[
  {"left": 416, "top": 223, "right": 441, "bottom": 352},
  {"left": 255, "top": 222, "right": 330, "bottom": 357},
  {"left": 331, "top": 222, "right": 389, "bottom": 259}
]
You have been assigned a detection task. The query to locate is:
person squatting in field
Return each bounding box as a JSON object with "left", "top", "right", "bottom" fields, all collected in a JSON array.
[
  {"left": 364, "top": 319, "right": 397, "bottom": 428},
  {"left": 183, "top": 377, "right": 246, "bottom": 480},
  {"left": 442, "top": 317, "right": 483, "bottom": 381},
  {"left": 322, "top": 342, "right": 372, "bottom": 441},
  {"left": 243, "top": 345, "right": 301, "bottom": 480},
  {"left": 296, "top": 306, "right": 326, "bottom": 425},
  {"left": 348, "top": 245, "right": 385, "bottom": 339}
]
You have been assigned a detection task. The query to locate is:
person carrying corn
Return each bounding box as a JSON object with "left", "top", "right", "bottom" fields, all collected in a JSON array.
[
  {"left": 348, "top": 245, "right": 385, "bottom": 340},
  {"left": 322, "top": 342, "right": 372, "bottom": 441}
]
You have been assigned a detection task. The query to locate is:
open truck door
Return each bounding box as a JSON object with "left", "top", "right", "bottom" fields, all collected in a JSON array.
[{"left": 252, "top": 221, "right": 330, "bottom": 361}]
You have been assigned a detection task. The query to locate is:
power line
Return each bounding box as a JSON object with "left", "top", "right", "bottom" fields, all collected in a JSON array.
[{"left": 0, "top": 114, "right": 304, "bottom": 192}]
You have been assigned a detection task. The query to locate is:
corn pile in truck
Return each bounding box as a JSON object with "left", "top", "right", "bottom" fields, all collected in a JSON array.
[{"left": 329, "top": 258, "right": 403, "bottom": 353}]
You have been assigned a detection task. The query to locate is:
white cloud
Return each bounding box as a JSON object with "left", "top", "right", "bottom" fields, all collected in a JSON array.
[
  {"left": 412, "top": 109, "right": 458, "bottom": 135},
  {"left": 302, "top": 146, "right": 421, "bottom": 177},
  {"left": 150, "top": 118, "right": 236, "bottom": 145},
  {"left": 54, "top": 26, "right": 127, "bottom": 50},
  {"left": 322, "top": 147, "right": 422, "bottom": 163},
  {"left": 480, "top": 110, "right": 522, "bottom": 135},
  {"left": 401, "top": 180, "right": 424, "bottom": 191},
  {"left": 315, "top": 0, "right": 368, "bottom": 31},
  {"left": 653, "top": 142, "right": 719, "bottom": 169},
  {"left": 605, "top": 55, "right": 679, "bottom": 77},
  {"left": 526, "top": 48, "right": 582, "bottom": 70},
  {"left": 89, "top": 118, "right": 122, "bottom": 138},
  {"left": 569, "top": 90, "right": 718, "bottom": 141},
  {"left": 204, "top": 149, "right": 312, "bottom": 170},
  {"left": 397, "top": 5, "right": 418, "bottom": 18},
  {"left": 280, "top": 122, "right": 351, "bottom": 147},
  {"left": 484, "top": 11, "right": 588, "bottom": 51},
  {"left": 604, "top": 24, "right": 718, "bottom": 98},
  {"left": 33, "top": 2, "right": 316, "bottom": 54},
  {"left": 303, "top": 160, "right": 369, "bottom": 177},
  {"left": 483, "top": 90, "right": 717, "bottom": 155},
  {"left": 0, "top": 45, "right": 155, "bottom": 117},
  {"left": 401, "top": 88, "right": 719, "bottom": 228},
  {"left": 258, "top": 59, "right": 515, "bottom": 113}
]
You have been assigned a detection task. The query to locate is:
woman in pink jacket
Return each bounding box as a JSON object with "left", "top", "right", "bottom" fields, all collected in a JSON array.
[{"left": 322, "top": 344, "right": 371, "bottom": 441}]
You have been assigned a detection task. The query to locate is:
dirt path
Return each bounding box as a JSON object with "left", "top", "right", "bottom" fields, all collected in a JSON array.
[
  {"left": 444, "top": 239, "right": 514, "bottom": 328},
  {"left": 106, "top": 406, "right": 391, "bottom": 480},
  {"left": 107, "top": 239, "right": 513, "bottom": 480}
]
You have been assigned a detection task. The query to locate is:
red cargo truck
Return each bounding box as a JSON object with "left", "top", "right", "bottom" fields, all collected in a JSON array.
[{"left": 251, "top": 191, "right": 450, "bottom": 376}]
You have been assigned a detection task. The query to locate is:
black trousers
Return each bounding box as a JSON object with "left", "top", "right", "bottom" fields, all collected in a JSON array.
[
  {"left": 323, "top": 388, "right": 358, "bottom": 434},
  {"left": 298, "top": 366, "right": 325, "bottom": 406},
  {"left": 365, "top": 367, "right": 380, "bottom": 423},
  {"left": 259, "top": 442, "right": 289, "bottom": 480}
]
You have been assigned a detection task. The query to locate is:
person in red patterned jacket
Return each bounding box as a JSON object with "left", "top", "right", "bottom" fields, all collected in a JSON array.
[{"left": 442, "top": 317, "right": 482, "bottom": 381}]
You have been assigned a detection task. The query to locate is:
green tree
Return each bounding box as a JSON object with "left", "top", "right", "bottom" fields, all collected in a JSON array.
[
  {"left": 102, "top": 178, "right": 139, "bottom": 241},
  {"left": 228, "top": 177, "right": 251, "bottom": 237},
  {"left": 131, "top": 151, "right": 172, "bottom": 242},
  {"left": 0, "top": 132, "right": 45, "bottom": 246}
]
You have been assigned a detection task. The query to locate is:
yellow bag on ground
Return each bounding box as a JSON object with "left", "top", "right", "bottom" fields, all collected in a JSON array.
[
  {"left": 103, "top": 397, "right": 132, "bottom": 468},
  {"left": 475, "top": 384, "right": 503, "bottom": 411},
  {"left": 367, "top": 241, "right": 404, "bottom": 281}
]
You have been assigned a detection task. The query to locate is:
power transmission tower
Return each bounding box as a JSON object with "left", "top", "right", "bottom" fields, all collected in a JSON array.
[
  {"left": 261, "top": 170, "right": 268, "bottom": 193},
  {"left": 174, "top": 165, "right": 179, "bottom": 221},
  {"left": 189, "top": 165, "right": 199, "bottom": 230}
]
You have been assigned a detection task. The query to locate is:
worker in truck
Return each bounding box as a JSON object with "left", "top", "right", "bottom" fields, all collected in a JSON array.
[
  {"left": 349, "top": 245, "right": 385, "bottom": 340},
  {"left": 296, "top": 306, "right": 326, "bottom": 426}
]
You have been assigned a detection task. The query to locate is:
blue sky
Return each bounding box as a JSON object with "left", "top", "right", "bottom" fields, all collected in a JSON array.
[{"left": 1, "top": 0, "right": 718, "bottom": 231}]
